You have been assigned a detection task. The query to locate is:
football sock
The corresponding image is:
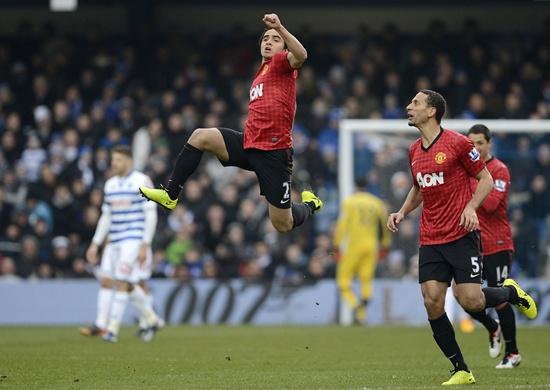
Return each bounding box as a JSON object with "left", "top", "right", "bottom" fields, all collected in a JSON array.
[
  {"left": 304, "top": 201, "right": 317, "bottom": 214},
  {"left": 144, "top": 290, "right": 155, "bottom": 327},
  {"left": 496, "top": 303, "right": 518, "bottom": 354},
  {"left": 291, "top": 203, "right": 312, "bottom": 228},
  {"left": 429, "top": 313, "right": 469, "bottom": 372},
  {"left": 166, "top": 143, "right": 203, "bottom": 200},
  {"left": 129, "top": 285, "right": 158, "bottom": 328},
  {"left": 107, "top": 291, "right": 129, "bottom": 335},
  {"left": 482, "top": 286, "right": 514, "bottom": 307},
  {"left": 465, "top": 309, "right": 498, "bottom": 333},
  {"left": 95, "top": 287, "right": 112, "bottom": 329}
]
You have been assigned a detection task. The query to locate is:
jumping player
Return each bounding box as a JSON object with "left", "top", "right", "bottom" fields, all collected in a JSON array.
[
  {"left": 387, "top": 90, "right": 537, "bottom": 385},
  {"left": 139, "top": 13, "right": 322, "bottom": 231}
]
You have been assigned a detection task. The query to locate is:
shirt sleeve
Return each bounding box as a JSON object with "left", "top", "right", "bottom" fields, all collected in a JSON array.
[
  {"left": 272, "top": 51, "right": 294, "bottom": 74},
  {"left": 141, "top": 175, "right": 157, "bottom": 244},
  {"left": 480, "top": 164, "right": 509, "bottom": 213},
  {"left": 456, "top": 136, "right": 486, "bottom": 178},
  {"left": 409, "top": 146, "right": 419, "bottom": 189},
  {"left": 142, "top": 208, "right": 157, "bottom": 245},
  {"left": 142, "top": 176, "right": 157, "bottom": 211}
]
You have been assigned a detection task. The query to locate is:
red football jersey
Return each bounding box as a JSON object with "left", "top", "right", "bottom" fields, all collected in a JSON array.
[
  {"left": 244, "top": 51, "right": 297, "bottom": 150},
  {"left": 470, "top": 157, "right": 514, "bottom": 255},
  {"left": 409, "top": 129, "right": 486, "bottom": 245}
]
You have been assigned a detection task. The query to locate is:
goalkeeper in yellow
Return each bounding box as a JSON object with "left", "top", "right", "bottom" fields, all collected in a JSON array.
[{"left": 334, "top": 178, "right": 390, "bottom": 324}]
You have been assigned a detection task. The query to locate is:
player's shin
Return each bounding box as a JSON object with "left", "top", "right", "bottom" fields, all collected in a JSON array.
[
  {"left": 496, "top": 304, "right": 518, "bottom": 354},
  {"left": 166, "top": 143, "right": 203, "bottom": 200},
  {"left": 106, "top": 290, "right": 129, "bottom": 335},
  {"left": 429, "top": 313, "right": 469, "bottom": 372},
  {"left": 291, "top": 203, "right": 312, "bottom": 228},
  {"left": 482, "top": 287, "right": 513, "bottom": 307},
  {"left": 465, "top": 309, "right": 498, "bottom": 333},
  {"left": 95, "top": 287, "right": 113, "bottom": 329},
  {"left": 130, "top": 284, "right": 159, "bottom": 327}
]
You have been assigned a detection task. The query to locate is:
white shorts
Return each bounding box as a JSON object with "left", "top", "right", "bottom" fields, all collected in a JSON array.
[{"left": 100, "top": 240, "right": 152, "bottom": 283}]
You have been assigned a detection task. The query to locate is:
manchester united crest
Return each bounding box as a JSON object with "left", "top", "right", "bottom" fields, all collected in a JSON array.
[{"left": 435, "top": 152, "right": 446, "bottom": 164}]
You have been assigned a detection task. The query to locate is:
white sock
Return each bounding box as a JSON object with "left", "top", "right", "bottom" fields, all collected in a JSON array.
[
  {"left": 146, "top": 291, "right": 154, "bottom": 310},
  {"left": 95, "top": 288, "right": 112, "bottom": 329},
  {"left": 107, "top": 291, "right": 129, "bottom": 335},
  {"left": 130, "top": 285, "right": 158, "bottom": 328}
]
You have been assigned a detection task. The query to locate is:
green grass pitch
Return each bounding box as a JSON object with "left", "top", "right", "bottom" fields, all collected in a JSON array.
[{"left": 0, "top": 326, "right": 549, "bottom": 389}]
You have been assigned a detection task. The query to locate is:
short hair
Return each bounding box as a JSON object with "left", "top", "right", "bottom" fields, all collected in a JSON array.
[
  {"left": 467, "top": 124, "right": 491, "bottom": 142},
  {"left": 111, "top": 144, "right": 132, "bottom": 158},
  {"left": 355, "top": 177, "right": 368, "bottom": 190},
  {"left": 258, "top": 28, "right": 288, "bottom": 49},
  {"left": 419, "top": 89, "right": 446, "bottom": 124}
]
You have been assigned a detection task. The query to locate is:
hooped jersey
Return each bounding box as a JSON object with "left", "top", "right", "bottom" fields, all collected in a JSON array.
[{"left": 102, "top": 171, "right": 156, "bottom": 244}]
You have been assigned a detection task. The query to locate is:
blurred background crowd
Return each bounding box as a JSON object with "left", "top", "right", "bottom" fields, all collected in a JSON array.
[{"left": 0, "top": 18, "right": 549, "bottom": 281}]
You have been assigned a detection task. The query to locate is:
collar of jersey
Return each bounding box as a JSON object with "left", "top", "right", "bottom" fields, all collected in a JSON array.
[
  {"left": 421, "top": 127, "right": 444, "bottom": 152},
  {"left": 118, "top": 169, "right": 134, "bottom": 181}
]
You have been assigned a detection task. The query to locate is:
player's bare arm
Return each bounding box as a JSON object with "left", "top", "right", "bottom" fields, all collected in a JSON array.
[
  {"left": 137, "top": 243, "right": 149, "bottom": 265},
  {"left": 86, "top": 243, "right": 99, "bottom": 265},
  {"left": 87, "top": 207, "right": 111, "bottom": 265},
  {"left": 263, "top": 13, "right": 307, "bottom": 68},
  {"left": 387, "top": 186, "right": 423, "bottom": 232},
  {"left": 459, "top": 167, "right": 493, "bottom": 232}
]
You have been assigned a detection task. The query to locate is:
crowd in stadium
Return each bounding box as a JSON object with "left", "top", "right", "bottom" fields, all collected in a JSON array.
[{"left": 0, "top": 19, "right": 548, "bottom": 280}]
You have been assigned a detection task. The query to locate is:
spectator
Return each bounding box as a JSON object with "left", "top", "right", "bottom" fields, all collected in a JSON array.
[
  {"left": 15, "top": 235, "right": 40, "bottom": 278},
  {"left": 0, "top": 21, "right": 547, "bottom": 280}
]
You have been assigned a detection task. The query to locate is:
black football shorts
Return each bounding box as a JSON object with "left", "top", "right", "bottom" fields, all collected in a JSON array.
[
  {"left": 217, "top": 127, "right": 293, "bottom": 209},
  {"left": 419, "top": 232, "right": 483, "bottom": 285},
  {"left": 482, "top": 250, "right": 513, "bottom": 287}
]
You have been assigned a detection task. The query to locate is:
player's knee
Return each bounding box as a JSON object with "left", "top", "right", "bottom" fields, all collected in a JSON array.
[
  {"left": 138, "top": 280, "right": 149, "bottom": 293},
  {"left": 189, "top": 128, "right": 214, "bottom": 150},
  {"left": 100, "top": 278, "right": 113, "bottom": 289},
  {"left": 423, "top": 294, "right": 445, "bottom": 313},
  {"left": 271, "top": 218, "right": 293, "bottom": 234},
  {"left": 337, "top": 279, "right": 351, "bottom": 290},
  {"left": 458, "top": 294, "right": 484, "bottom": 312},
  {"left": 114, "top": 280, "right": 131, "bottom": 292}
]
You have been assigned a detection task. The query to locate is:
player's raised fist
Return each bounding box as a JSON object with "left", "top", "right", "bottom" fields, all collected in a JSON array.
[{"left": 263, "top": 13, "right": 282, "bottom": 29}]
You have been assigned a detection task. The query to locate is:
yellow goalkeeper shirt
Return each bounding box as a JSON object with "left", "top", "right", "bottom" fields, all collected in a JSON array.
[{"left": 334, "top": 192, "right": 390, "bottom": 252}]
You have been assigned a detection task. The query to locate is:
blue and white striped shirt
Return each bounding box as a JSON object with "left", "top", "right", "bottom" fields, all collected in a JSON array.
[{"left": 102, "top": 171, "right": 156, "bottom": 244}]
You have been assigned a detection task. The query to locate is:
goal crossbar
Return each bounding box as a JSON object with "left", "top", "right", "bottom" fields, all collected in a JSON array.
[{"left": 338, "top": 119, "right": 550, "bottom": 201}]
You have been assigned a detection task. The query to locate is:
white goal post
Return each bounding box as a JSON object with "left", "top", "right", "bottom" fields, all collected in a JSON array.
[{"left": 338, "top": 119, "right": 550, "bottom": 202}]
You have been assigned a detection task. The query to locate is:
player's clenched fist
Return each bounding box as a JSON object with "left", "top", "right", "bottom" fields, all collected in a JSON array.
[
  {"left": 263, "top": 13, "right": 282, "bottom": 29},
  {"left": 387, "top": 211, "right": 405, "bottom": 232},
  {"left": 459, "top": 205, "right": 480, "bottom": 232}
]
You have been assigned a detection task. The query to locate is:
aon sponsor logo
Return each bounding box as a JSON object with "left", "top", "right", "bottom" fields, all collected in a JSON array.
[
  {"left": 416, "top": 172, "right": 445, "bottom": 188},
  {"left": 250, "top": 83, "right": 264, "bottom": 101}
]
